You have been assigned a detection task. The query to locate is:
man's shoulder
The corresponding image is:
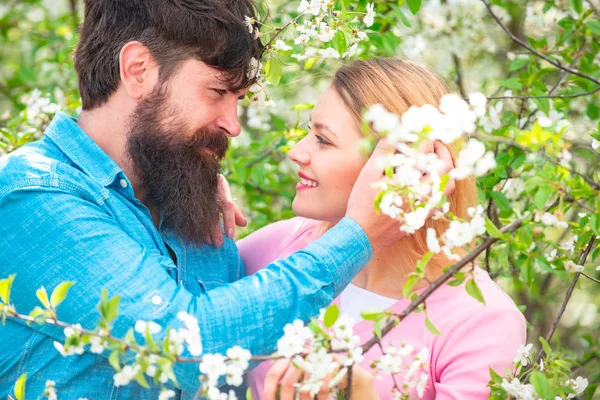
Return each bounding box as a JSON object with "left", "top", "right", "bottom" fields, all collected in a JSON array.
[{"left": 0, "top": 140, "right": 102, "bottom": 202}]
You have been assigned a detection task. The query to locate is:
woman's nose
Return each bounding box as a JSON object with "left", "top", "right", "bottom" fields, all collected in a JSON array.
[{"left": 288, "top": 136, "right": 311, "bottom": 166}]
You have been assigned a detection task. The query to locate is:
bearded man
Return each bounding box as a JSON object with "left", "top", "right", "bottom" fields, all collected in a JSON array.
[{"left": 0, "top": 0, "right": 406, "bottom": 398}]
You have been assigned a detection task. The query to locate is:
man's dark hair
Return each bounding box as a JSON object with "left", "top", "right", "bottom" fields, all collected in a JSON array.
[{"left": 74, "top": 0, "right": 262, "bottom": 110}]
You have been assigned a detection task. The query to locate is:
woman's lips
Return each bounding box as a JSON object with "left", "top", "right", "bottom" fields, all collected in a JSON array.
[{"left": 297, "top": 171, "right": 318, "bottom": 190}]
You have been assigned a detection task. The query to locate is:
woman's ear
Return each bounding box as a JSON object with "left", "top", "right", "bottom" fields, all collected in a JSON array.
[{"left": 433, "top": 140, "right": 456, "bottom": 197}]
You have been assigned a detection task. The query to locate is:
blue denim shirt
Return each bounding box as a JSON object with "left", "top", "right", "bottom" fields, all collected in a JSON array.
[{"left": 0, "top": 112, "right": 372, "bottom": 399}]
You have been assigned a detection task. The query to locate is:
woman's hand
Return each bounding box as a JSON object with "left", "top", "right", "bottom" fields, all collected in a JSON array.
[
  {"left": 208, "top": 174, "right": 247, "bottom": 247},
  {"left": 264, "top": 358, "right": 380, "bottom": 400}
]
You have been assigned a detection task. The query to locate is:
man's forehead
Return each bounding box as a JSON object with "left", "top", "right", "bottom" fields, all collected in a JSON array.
[{"left": 187, "top": 60, "right": 249, "bottom": 94}]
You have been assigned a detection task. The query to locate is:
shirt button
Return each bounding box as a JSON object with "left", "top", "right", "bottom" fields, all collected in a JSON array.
[
  {"left": 119, "top": 179, "right": 128, "bottom": 188},
  {"left": 151, "top": 295, "right": 162, "bottom": 305}
]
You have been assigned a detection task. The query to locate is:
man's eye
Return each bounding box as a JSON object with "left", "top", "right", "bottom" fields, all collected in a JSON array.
[{"left": 213, "top": 89, "right": 227, "bottom": 96}]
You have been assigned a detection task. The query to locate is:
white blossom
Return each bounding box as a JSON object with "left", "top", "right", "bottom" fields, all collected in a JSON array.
[
  {"left": 592, "top": 139, "right": 600, "bottom": 150},
  {"left": 272, "top": 40, "right": 292, "bottom": 52},
  {"left": 426, "top": 228, "right": 441, "bottom": 253},
  {"left": 513, "top": 343, "right": 533, "bottom": 366},
  {"left": 565, "top": 376, "right": 588, "bottom": 398},
  {"left": 44, "top": 380, "right": 57, "bottom": 400},
  {"left": 89, "top": 335, "right": 105, "bottom": 354},
  {"left": 159, "top": 389, "right": 177, "bottom": 400},
  {"left": 364, "top": 3, "right": 376, "bottom": 27},
  {"left": 134, "top": 320, "right": 162, "bottom": 335},
  {"left": 563, "top": 260, "right": 584, "bottom": 273},
  {"left": 200, "top": 353, "right": 227, "bottom": 386},
  {"left": 318, "top": 48, "right": 340, "bottom": 59},
  {"left": 342, "top": 43, "right": 358, "bottom": 58},
  {"left": 247, "top": 57, "right": 260, "bottom": 79},
  {"left": 243, "top": 16, "right": 254, "bottom": 33},
  {"left": 468, "top": 92, "right": 487, "bottom": 117},
  {"left": 113, "top": 364, "right": 140, "bottom": 387}
]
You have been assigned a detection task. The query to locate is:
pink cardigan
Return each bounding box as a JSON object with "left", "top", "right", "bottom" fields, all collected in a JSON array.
[{"left": 237, "top": 217, "right": 526, "bottom": 399}]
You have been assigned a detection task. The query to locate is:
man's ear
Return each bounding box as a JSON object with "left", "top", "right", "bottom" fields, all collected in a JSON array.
[{"left": 119, "top": 41, "right": 159, "bottom": 100}]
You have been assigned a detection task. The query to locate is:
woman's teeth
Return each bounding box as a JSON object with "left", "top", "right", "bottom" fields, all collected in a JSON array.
[{"left": 300, "top": 177, "right": 318, "bottom": 187}]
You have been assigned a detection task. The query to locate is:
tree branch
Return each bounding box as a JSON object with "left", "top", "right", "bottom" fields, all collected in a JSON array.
[{"left": 533, "top": 237, "right": 596, "bottom": 366}]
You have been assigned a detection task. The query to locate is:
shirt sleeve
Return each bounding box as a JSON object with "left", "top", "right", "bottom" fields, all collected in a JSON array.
[
  {"left": 0, "top": 188, "right": 371, "bottom": 392},
  {"left": 237, "top": 217, "right": 308, "bottom": 275},
  {"left": 432, "top": 305, "right": 527, "bottom": 399}
]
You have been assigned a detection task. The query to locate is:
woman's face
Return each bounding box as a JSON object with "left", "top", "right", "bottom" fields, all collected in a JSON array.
[{"left": 288, "top": 86, "right": 365, "bottom": 222}]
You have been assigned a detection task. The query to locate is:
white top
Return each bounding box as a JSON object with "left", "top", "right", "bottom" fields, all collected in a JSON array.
[{"left": 339, "top": 283, "right": 398, "bottom": 322}]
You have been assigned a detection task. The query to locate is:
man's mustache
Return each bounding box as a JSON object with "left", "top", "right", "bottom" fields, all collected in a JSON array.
[{"left": 189, "top": 129, "right": 229, "bottom": 160}]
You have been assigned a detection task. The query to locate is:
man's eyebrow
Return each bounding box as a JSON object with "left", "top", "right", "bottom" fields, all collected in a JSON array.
[{"left": 313, "top": 122, "right": 338, "bottom": 138}]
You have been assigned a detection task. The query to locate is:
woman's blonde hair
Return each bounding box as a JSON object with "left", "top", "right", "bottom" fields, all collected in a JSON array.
[{"left": 330, "top": 58, "right": 478, "bottom": 275}]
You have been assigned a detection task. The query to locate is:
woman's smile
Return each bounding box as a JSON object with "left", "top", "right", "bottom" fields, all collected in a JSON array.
[{"left": 297, "top": 171, "right": 319, "bottom": 190}]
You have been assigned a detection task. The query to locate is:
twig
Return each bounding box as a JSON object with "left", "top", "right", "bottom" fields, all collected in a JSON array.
[
  {"left": 453, "top": 54, "right": 467, "bottom": 98},
  {"left": 472, "top": 133, "right": 600, "bottom": 191},
  {"left": 533, "top": 237, "right": 596, "bottom": 366},
  {"left": 361, "top": 217, "right": 526, "bottom": 353},
  {"left": 581, "top": 272, "right": 600, "bottom": 284},
  {"left": 482, "top": 0, "right": 600, "bottom": 87},
  {"left": 487, "top": 87, "right": 600, "bottom": 100}
]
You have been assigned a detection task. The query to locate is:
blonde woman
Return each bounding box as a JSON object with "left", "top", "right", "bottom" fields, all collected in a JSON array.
[{"left": 238, "top": 58, "right": 526, "bottom": 399}]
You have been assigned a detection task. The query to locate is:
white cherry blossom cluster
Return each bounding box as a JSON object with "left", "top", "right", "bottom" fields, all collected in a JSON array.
[
  {"left": 291, "top": 0, "right": 373, "bottom": 61},
  {"left": 365, "top": 95, "right": 496, "bottom": 244},
  {"left": 198, "top": 346, "right": 251, "bottom": 399},
  {"left": 19, "top": 88, "right": 62, "bottom": 128},
  {"left": 374, "top": 344, "right": 430, "bottom": 398},
  {"left": 275, "top": 312, "right": 367, "bottom": 397}
]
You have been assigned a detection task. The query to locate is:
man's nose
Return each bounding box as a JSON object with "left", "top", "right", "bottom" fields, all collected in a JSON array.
[{"left": 216, "top": 102, "right": 241, "bottom": 137}]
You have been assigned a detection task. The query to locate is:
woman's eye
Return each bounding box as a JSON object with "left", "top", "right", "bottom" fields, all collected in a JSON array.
[{"left": 315, "top": 134, "right": 330, "bottom": 146}]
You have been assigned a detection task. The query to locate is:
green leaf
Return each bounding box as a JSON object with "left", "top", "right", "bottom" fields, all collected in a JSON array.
[
  {"left": 485, "top": 216, "right": 507, "bottom": 240},
  {"left": 109, "top": 350, "right": 121, "bottom": 371},
  {"left": 332, "top": 30, "right": 347, "bottom": 54},
  {"left": 466, "top": 279, "right": 485, "bottom": 304},
  {"left": 539, "top": 336, "right": 553, "bottom": 355},
  {"left": 50, "top": 281, "right": 75, "bottom": 308},
  {"left": 569, "top": 0, "right": 582, "bottom": 14},
  {"left": 415, "top": 252, "right": 433, "bottom": 275},
  {"left": 36, "top": 286, "right": 50, "bottom": 309},
  {"left": 424, "top": 317, "right": 442, "bottom": 336},
  {"left": 534, "top": 185, "right": 552, "bottom": 209},
  {"left": 490, "top": 191, "right": 513, "bottom": 217},
  {"left": 590, "top": 214, "right": 600, "bottom": 236},
  {"left": 266, "top": 56, "right": 282, "bottom": 86},
  {"left": 0, "top": 274, "right": 15, "bottom": 304},
  {"left": 323, "top": 304, "right": 339, "bottom": 328},
  {"left": 360, "top": 309, "right": 391, "bottom": 321},
  {"left": 508, "top": 58, "right": 528, "bottom": 72},
  {"left": 407, "top": 0, "right": 421, "bottom": 14},
  {"left": 499, "top": 78, "right": 523, "bottom": 90},
  {"left": 397, "top": 9, "right": 411, "bottom": 27},
  {"left": 14, "top": 373, "right": 26, "bottom": 400},
  {"left": 530, "top": 370, "right": 554, "bottom": 398},
  {"left": 105, "top": 295, "right": 121, "bottom": 323},
  {"left": 402, "top": 274, "right": 420, "bottom": 298},
  {"left": 373, "top": 318, "right": 384, "bottom": 339},
  {"left": 446, "top": 271, "right": 467, "bottom": 287},
  {"left": 587, "top": 21, "right": 600, "bottom": 36}
]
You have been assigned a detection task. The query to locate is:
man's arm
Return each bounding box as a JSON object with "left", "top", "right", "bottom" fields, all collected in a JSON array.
[{"left": 0, "top": 188, "right": 370, "bottom": 391}]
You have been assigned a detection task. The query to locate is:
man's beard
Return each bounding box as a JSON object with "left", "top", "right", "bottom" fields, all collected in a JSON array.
[{"left": 126, "top": 87, "right": 229, "bottom": 245}]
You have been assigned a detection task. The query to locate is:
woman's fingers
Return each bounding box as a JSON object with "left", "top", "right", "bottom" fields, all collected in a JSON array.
[
  {"left": 433, "top": 140, "right": 457, "bottom": 196},
  {"left": 264, "top": 359, "right": 292, "bottom": 400}
]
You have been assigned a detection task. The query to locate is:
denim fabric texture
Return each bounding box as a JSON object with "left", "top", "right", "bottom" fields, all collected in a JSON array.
[{"left": 0, "top": 112, "right": 372, "bottom": 399}]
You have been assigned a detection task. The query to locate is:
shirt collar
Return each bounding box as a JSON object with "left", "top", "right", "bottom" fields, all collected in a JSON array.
[{"left": 44, "top": 111, "right": 125, "bottom": 187}]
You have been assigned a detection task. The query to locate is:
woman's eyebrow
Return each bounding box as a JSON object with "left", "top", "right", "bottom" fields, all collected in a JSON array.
[{"left": 313, "top": 122, "right": 338, "bottom": 138}]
